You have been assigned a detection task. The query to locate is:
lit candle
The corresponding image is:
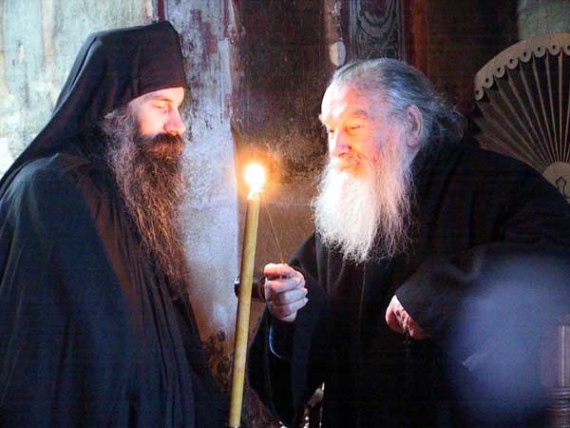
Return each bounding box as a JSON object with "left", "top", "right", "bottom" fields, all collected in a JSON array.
[{"left": 228, "top": 162, "right": 266, "bottom": 428}]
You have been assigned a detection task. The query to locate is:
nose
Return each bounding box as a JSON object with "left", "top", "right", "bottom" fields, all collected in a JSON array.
[
  {"left": 329, "top": 130, "right": 350, "bottom": 157},
  {"left": 166, "top": 108, "right": 186, "bottom": 135}
]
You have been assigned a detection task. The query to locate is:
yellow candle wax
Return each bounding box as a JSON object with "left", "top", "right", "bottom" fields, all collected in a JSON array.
[{"left": 228, "top": 163, "right": 265, "bottom": 427}]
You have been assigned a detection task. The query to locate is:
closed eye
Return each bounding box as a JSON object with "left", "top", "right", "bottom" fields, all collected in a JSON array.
[
  {"left": 153, "top": 102, "right": 170, "bottom": 112},
  {"left": 346, "top": 122, "right": 365, "bottom": 133}
]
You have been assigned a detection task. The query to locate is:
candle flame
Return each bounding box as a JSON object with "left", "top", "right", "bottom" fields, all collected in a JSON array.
[{"left": 244, "top": 163, "right": 266, "bottom": 197}]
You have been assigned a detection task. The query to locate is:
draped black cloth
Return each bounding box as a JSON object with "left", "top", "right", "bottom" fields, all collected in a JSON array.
[
  {"left": 249, "top": 139, "right": 570, "bottom": 427},
  {"left": 0, "top": 21, "right": 186, "bottom": 198},
  {"left": 0, "top": 22, "right": 226, "bottom": 427}
]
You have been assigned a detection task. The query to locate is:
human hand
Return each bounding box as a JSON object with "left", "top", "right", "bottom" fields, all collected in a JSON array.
[
  {"left": 264, "top": 263, "right": 308, "bottom": 323},
  {"left": 385, "top": 295, "right": 429, "bottom": 340}
]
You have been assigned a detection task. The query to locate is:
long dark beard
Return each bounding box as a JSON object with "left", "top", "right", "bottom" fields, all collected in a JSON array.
[{"left": 102, "top": 109, "right": 190, "bottom": 293}]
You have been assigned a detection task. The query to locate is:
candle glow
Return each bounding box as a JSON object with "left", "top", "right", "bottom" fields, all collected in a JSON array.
[{"left": 244, "top": 163, "right": 266, "bottom": 197}]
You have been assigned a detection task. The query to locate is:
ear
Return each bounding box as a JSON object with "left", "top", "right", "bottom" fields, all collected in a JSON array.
[{"left": 405, "top": 105, "right": 423, "bottom": 148}]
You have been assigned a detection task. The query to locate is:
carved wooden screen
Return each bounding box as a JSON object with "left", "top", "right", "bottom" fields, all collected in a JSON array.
[{"left": 472, "top": 33, "right": 570, "bottom": 204}]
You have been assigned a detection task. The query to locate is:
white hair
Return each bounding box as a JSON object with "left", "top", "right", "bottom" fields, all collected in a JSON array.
[{"left": 313, "top": 131, "right": 416, "bottom": 263}]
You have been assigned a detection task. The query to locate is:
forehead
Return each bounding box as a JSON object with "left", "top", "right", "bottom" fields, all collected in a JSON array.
[
  {"left": 135, "top": 86, "right": 185, "bottom": 106},
  {"left": 320, "top": 83, "right": 381, "bottom": 123}
]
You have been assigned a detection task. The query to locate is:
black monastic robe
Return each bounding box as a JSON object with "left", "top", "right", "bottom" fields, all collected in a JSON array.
[
  {"left": 249, "top": 139, "right": 570, "bottom": 427},
  {"left": 0, "top": 141, "right": 226, "bottom": 426}
]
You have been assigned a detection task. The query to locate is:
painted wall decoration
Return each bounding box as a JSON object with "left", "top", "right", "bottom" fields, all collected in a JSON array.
[{"left": 350, "top": 0, "right": 405, "bottom": 60}]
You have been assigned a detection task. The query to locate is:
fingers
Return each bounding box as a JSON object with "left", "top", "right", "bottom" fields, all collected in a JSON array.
[
  {"left": 265, "top": 275, "right": 305, "bottom": 295},
  {"left": 264, "top": 263, "right": 303, "bottom": 280},
  {"left": 385, "top": 308, "right": 405, "bottom": 334},
  {"left": 385, "top": 296, "right": 405, "bottom": 334},
  {"left": 266, "top": 286, "right": 307, "bottom": 303},
  {"left": 263, "top": 263, "right": 306, "bottom": 297},
  {"left": 267, "top": 290, "right": 308, "bottom": 322},
  {"left": 385, "top": 295, "right": 429, "bottom": 340},
  {"left": 407, "top": 322, "right": 429, "bottom": 340},
  {"left": 265, "top": 286, "right": 308, "bottom": 323},
  {"left": 263, "top": 263, "right": 308, "bottom": 323}
]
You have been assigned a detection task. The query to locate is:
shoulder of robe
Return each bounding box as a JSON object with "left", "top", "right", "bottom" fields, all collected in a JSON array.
[{"left": 2, "top": 153, "right": 106, "bottom": 238}]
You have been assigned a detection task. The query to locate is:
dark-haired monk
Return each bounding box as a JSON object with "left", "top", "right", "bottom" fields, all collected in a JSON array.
[{"left": 0, "top": 22, "right": 225, "bottom": 427}]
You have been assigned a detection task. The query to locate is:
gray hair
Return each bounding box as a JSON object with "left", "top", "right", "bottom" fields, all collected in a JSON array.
[{"left": 329, "top": 58, "right": 464, "bottom": 146}]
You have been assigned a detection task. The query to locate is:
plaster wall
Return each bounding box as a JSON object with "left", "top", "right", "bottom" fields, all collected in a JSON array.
[
  {"left": 0, "top": 0, "right": 153, "bottom": 176},
  {"left": 166, "top": 0, "right": 239, "bottom": 393}
]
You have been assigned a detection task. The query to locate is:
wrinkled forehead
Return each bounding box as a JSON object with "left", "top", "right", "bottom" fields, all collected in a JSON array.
[{"left": 320, "top": 82, "right": 381, "bottom": 123}]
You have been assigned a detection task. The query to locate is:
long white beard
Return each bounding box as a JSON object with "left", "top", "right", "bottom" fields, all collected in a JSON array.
[{"left": 313, "top": 138, "right": 415, "bottom": 264}]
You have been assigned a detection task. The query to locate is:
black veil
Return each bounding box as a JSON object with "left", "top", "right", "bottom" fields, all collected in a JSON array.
[{"left": 0, "top": 20, "right": 187, "bottom": 197}]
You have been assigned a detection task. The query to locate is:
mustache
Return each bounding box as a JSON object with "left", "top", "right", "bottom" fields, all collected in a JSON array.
[
  {"left": 136, "top": 132, "right": 185, "bottom": 161},
  {"left": 151, "top": 132, "right": 184, "bottom": 145},
  {"left": 331, "top": 150, "right": 376, "bottom": 174}
]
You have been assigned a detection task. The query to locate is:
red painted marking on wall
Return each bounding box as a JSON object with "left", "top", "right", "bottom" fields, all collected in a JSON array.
[
  {"left": 190, "top": 9, "right": 218, "bottom": 71},
  {"left": 157, "top": 0, "right": 165, "bottom": 21}
]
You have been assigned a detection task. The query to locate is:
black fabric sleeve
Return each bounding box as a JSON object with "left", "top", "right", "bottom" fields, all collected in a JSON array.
[
  {"left": 396, "top": 166, "right": 570, "bottom": 376},
  {"left": 268, "top": 319, "right": 295, "bottom": 359},
  {"left": 248, "top": 237, "right": 333, "bottom": 427}
]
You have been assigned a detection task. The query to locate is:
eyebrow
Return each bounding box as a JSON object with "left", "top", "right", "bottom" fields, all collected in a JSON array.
[
  {"left": 350, "top": 109, "right": 371, "bottom": 119},
  {"left": 144, "top": 92, "right": 174, "bottom": 102},
  {"left": 142, "top": 92, "right": 185, "bottom": 108},
  {"left": 319, "top": 108, "right": 371, "bottom": 124}
]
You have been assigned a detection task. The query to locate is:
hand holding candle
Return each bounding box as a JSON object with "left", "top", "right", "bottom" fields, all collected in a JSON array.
[
  {"left": 263, "top": 263, "right": 307, "bottom": 323},
  {"left": 228, "top": 162, "right": 266, "bottom": 428}
]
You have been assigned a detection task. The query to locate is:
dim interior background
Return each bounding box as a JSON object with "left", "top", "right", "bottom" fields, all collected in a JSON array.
[{"left": 1, "top": 0, "right": 568, "bottom": 426}]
